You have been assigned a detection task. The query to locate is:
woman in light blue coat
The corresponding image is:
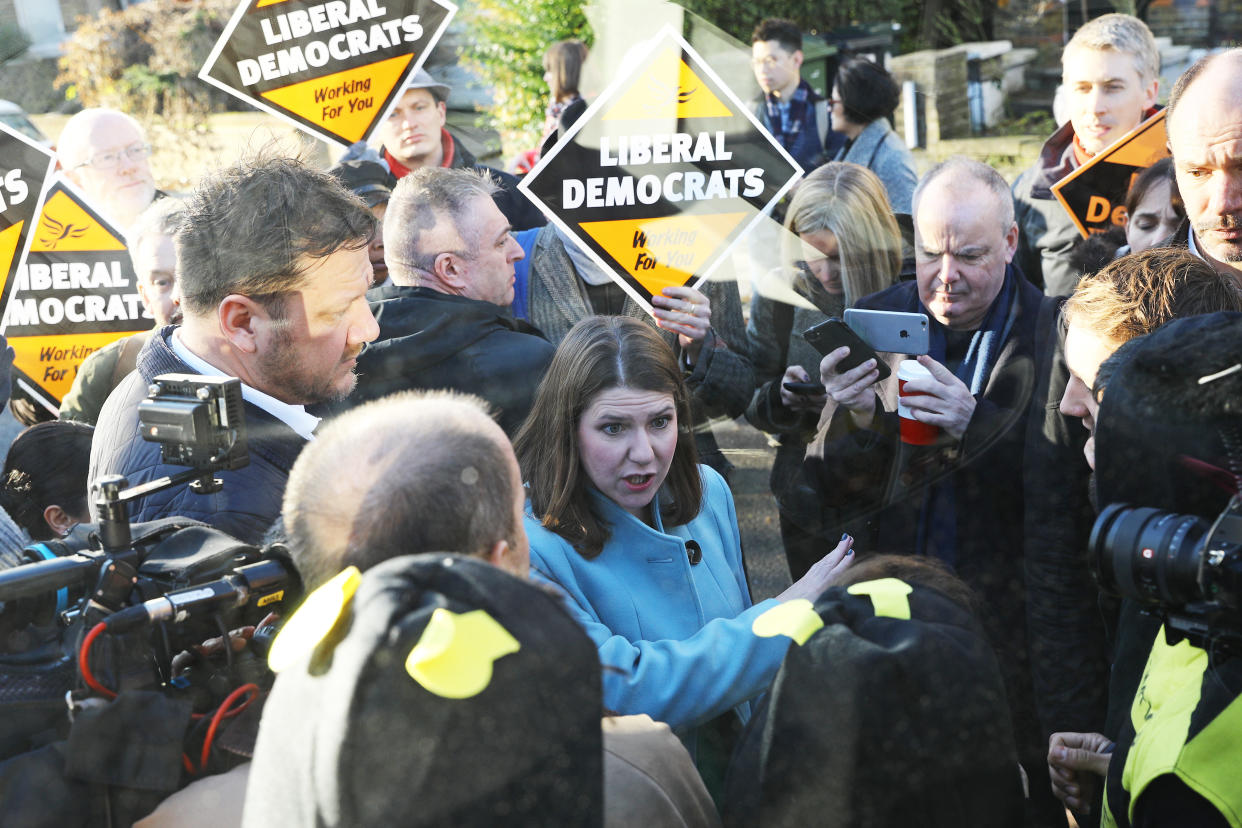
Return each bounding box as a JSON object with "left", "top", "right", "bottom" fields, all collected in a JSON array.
[{"left": 514, "top": 316, "right": 854, "bottom": 784}]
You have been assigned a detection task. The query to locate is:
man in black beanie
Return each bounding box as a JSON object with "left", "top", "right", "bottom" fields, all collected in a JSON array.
[{"left": 1048, "top": 312, "right": 1242, "bottom": 827}]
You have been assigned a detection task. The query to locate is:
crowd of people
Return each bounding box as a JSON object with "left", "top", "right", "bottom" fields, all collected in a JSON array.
[{"left": 0, "top": 12, "right": 1241, "bottom": 828}]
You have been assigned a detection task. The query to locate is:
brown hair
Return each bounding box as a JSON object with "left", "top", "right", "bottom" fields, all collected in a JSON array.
[
  {"left": 1063, "top": 246, "right": 1242, "bottom": 350},
  {"left": 544, "top": 40, "right": 589, "bottom": 103},
  {"left": 834, "top": 553, "right": 979, "bottom": 617},
  {"left": 1124, "top": 157, "right": 1182, "bottom": 223},
  {"left": 514, "top": 316, "right": 700, "bottom": 558}
]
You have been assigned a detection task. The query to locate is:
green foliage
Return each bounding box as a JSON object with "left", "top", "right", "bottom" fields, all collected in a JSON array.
[
  {"left": 676, "top": 0, "right": 902, "bottom": 39},
  {"left": 55, "top": 0, "right": 238, "bottom": 189},
  {"left": 55, "top": 0, "right": 235, "bottom": 117},
  {"left": 462, "top": 0, "right": 592, "bottom": 155}
]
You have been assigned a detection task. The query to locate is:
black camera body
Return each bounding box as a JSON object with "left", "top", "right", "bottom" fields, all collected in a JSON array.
[
  {"left": 0, "top": 374, "right": 299, "bottom": 708},
  {"left": 137, "top": 373, "right": 248, "bottom": 473},
  {"left": 1090, "top": 496, "right": 1242, "bottom": 652}
]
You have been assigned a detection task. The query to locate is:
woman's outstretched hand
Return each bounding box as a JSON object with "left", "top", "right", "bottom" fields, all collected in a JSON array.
[{"left": 776, "top": 534, "right": 855, "bottom": 603}]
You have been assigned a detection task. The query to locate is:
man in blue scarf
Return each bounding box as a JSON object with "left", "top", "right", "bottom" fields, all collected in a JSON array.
[
  {"left": 804, "top": 156, "right": 1071, "bottom": 828},
  {"left": 750, "top": 18, "right": 844, "bottom": 173}
]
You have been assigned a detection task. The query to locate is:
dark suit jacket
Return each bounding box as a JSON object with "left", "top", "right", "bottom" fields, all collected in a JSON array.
[{"left": 803, "top": 275, "right": 1069, "bottom": 827}]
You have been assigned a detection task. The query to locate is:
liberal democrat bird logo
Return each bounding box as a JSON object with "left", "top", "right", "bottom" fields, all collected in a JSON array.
[{"left": 39, "top": 214, "right": 88, "bottom": 249}]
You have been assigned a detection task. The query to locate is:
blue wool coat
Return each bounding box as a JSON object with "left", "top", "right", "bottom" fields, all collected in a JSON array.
[{"left": 526, "top": 465, "right": 789, "bottom": 738}]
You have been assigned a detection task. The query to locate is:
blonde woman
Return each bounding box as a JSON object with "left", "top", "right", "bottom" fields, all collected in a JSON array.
[{"left": 746, "top": 162, "right": 902, "bottom": 579}]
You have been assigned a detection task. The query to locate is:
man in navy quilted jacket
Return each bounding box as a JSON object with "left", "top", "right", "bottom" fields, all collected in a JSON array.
[{"left": 87, "top": 155, "right": 380, "bottom": 544}]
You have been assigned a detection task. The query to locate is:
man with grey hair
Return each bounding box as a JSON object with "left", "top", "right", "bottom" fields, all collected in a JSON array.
[
  {"left": 1164, "top": 48, "right": 1242, "bottom": 285},
  {"left": 805, "top": 156, "right": 1069, "bottom": 827},
  {"left": 57, "top": 108, "right": 157, "bottom": 231},
  {"left": 1012, "top": 13, "right": 1160, "bottom": 295},
  {"left": 349, "top": 166, "right": 554, "bottom": 435},
  {"left": 59, "top": 198, "right": 183, "bottom": 424}
]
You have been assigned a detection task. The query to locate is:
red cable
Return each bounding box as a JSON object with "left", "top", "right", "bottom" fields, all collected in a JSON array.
[
  {"left": 182, "top": 753, "right": 196, "bottom": 775},
  {"left": 199, "top": 683, "right": 259, "bottom": 770},
  {"left": 78, "top": 622, "right": 117, "bottom": 699}
]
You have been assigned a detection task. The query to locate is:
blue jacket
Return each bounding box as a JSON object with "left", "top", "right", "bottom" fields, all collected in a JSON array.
[
  {"left": 526, "top": 465, "right": 788, "bottom": 738},
  {"left": 87, "top": 327, "right": 307, "bottom": 545}
]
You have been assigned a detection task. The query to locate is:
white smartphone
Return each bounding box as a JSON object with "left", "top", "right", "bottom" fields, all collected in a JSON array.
[{"left": 843, "top": 308, "right": 930, "bottom": 355}]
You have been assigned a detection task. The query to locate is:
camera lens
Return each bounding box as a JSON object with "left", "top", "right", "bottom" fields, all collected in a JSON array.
[{"left": 1089, "top": 504, "right": 1207, "bottom": 606}]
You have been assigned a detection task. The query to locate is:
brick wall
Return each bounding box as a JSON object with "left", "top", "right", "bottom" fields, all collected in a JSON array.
[{"left": 890, "top": 47, "right": 970, "bottom": 145}]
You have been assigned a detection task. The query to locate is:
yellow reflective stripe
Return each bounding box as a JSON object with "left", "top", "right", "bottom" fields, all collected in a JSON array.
[
  {"left": 1172, "top": 690, "right": 1242, "bottom": 826},
  {"left": 847, "top": 578, "right": 914, "bottom": 620},
  {"left": 751, "top": 599, "right": 823, "bottom": 645},
  {"left": 1122, "top": 627, "right": 1207, "bottom": 823},
  {"left": 405, "top": 608, "right": 521, "bottom": 699}
]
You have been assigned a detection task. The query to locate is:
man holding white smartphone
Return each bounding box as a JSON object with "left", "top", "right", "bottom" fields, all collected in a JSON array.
[{"left": 805, "top": 157, "right": 1073, "bottom": 828}]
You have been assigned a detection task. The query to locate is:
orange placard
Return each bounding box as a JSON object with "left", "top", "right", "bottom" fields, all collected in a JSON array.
[{"left": 1051, "top": 110, "right": 1169, "bottom": 239}]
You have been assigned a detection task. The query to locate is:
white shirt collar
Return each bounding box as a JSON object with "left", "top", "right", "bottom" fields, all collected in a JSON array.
[
  {"left": 168, "top": 331, "right": 320, "bottom": 441},
  {"left": 1189, "top": 225, "right": 1203, "bottom": 261}
]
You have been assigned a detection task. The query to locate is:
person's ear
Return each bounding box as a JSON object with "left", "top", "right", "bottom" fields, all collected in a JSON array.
[
  {"left": 43, "top": 504, "right": 76, "bottom": 537},
  {"left": 1142, "top": 77, "right": 1158, "bottom": 112},
  {"left": 1003, "top": 221, "right": 1020, "bottom": 263},
  {"left": 436, "top": 100, "right": 447, "bottom": 126},
  {"left": 218, "top": 294, "right": 266, "bottom": 354},
  {"left": 791, "top": 49, "right": 804, "bottom": 70},
  {"left": 435, "top": 252, "right": 468, "bottom": 291},
  {"left": 487, "top": 539, "right": 511, "bottom": 570}
]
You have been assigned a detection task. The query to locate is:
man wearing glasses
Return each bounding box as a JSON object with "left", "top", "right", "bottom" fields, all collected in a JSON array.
[{"left": 57, "top": 108, "right": 156, "bottom": 231}]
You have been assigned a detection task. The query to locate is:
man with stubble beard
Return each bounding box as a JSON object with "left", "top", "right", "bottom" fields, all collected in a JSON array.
[{"left": 88, "top": 156, "right": 379, "bottom": 543}]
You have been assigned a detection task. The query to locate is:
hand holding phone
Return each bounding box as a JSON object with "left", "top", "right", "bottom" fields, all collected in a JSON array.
[
  {"left": 801, "top": 319, "right": 892, "bottom": 381},
  {"left": 779, "top": 365, "right": 827, "bottom": 412}
]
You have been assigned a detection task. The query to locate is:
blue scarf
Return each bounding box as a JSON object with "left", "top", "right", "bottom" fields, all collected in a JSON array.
[
  {"left": 915, "top": 264, "right": 1020, "bottom": 563},
  {"left": 764, "top": 81, "right": 812, "bottom": 150}
]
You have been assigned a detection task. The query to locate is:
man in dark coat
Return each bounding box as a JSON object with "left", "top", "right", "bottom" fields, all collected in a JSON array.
[
  {"left": 373, "top": 68, "right": 544, "bottom": 232},
  {"left": 804, "top": 157, "right": 1069, "bottom": 827},
  {"left": 349, "top": 166, "right": 554, "bottom": 436},
  {"left": 88, "top": 157, "right": 380, "bottom": 544}
]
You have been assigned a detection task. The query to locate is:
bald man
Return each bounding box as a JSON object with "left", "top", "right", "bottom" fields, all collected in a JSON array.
[
  {"left": 1165, "top": 48, "right": 1242, "bottom": 285},
  {"left": 58, "top": 108, "right": 156, "bottom": 230},
  {"left": 283, "top": 391, "right": 529, "bottom": 589}
]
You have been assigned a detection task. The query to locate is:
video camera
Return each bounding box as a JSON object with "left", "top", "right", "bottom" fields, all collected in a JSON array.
[
  {"left": 0, "top": 374, "right": 300, "bottom": 710},
  {"left": 1090, "top": 496, "right": 1242, "bottom": 653}
]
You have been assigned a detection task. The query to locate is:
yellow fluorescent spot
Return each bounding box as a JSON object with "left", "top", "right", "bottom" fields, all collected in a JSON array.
[
  {"left": 603, "top": 47, "right": 733, "bottom": 121},
  {"left": 752, "top": 599, "right": 823, "bottom": 645},
  {"left": 267, "top": 565, "right": 361, "bottom": 673},
  {"left": 405, "top": 608, "right": 521, "bottom": 699},
  {"left": 847, "top": 578, "right": 914, "bottom": 620},
  {"left": 260, "top": 53, "right": 414, "bottom": 144}
]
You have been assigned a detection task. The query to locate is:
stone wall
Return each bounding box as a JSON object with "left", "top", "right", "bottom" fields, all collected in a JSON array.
[{"left": 890, "top": 47, "right": 970, "bottom": 146}]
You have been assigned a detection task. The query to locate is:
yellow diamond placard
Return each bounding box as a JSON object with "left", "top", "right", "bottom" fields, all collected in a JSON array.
[
  {"left": 261, "top": 53, "right": 414, "bottom": 145},
  {"left": 199, "top": 0, "right": 457, "bottom": 149},
  {"left": 519, "top": 26, "right": 803, "bottom": 315},
  {"left": 603, "top": 47, "right": 733, "bottom": 121},
  {"left": 1, "top": 179, "right": 147, "bottom": 414}
]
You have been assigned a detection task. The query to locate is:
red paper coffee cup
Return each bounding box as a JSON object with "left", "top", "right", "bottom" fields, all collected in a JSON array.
[{"left": 897, "top": 360, "right": 940, "bottom": 446}]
